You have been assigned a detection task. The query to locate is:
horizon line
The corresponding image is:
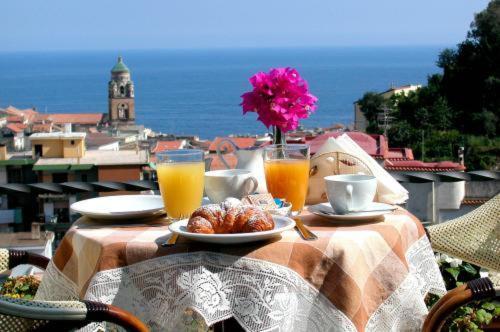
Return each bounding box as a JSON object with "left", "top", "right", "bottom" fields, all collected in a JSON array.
[{"left": 0, "top": 44, "right": 455, "bottom": 55}]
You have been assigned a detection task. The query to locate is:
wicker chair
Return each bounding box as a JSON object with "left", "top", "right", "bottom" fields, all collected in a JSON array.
[
  {"left": 0, "top": 249, "right": 148, "bottom": 332},
  {"left": 424, "top": 195, "right": 500, "bottom": 330},
  {"left": 423, "top": 277, "right": 500, "bottom": 332},
  {"left": 426, "top": 194, "right": 500, "bottom": 279}
]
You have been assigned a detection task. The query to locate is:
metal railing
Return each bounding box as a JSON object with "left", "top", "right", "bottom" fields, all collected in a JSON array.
[{"left": 0, "top": 180, "right": 158, "bottom": 195}]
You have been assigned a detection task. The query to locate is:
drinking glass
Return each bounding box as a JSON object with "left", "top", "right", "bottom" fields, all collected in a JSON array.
[
  {"left": 264, "top": 144, "right": 310, "bottom": 214},
  {"left": 156, "top": 149, "right": 205, "bottom": 221}
]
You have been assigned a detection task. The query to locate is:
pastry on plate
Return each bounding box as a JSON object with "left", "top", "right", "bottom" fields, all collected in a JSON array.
[{"left": 187, "top": 199, "right": 274, "bottom": 234}]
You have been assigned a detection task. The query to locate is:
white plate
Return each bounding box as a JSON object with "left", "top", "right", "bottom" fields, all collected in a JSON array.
[
  {"left": 308, "top": 202, "right": 396, "bottom": 222},
  {"left": 71, "top": 195, "right": 165, "bottom": 220},
  {"left": 169, "top": 215, "right": 295, "bottom": 244}
]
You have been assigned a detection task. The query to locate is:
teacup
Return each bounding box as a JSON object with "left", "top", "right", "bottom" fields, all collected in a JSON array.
[
  {"left": 205, "top": 169, "right": 259, "bottom": 203},
  {"left": 324, "top": 174, "right": 377, "bottom": 214}
]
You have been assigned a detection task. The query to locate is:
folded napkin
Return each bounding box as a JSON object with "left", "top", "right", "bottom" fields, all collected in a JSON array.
[{"left": 308, "top": 134, "right": 408, "bottom": 205}]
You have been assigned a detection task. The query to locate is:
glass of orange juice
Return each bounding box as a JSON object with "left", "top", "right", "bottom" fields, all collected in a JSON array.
[
  {"left": 156, "top": 149, "right": 205, "bottom": 221},
  {"left": 264, "top": 144, "right": 310, "bottom": 214}
]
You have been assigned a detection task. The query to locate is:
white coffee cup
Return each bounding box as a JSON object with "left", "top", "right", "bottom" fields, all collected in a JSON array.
[
  {"left": 205, "top": 169, "right": 259, "bottom": 203},
  {"left": 324, "top": 174, "right": 377, "bottom": 214}
]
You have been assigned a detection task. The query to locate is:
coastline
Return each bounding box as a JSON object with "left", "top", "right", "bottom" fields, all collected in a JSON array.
[{"left": 0, "top": 47, "right": 440, "bottom": 139}]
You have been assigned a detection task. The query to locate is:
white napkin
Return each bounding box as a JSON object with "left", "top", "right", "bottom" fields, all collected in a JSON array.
[{"left": 314, "top": 134, "right": 408, "bottom": 204}]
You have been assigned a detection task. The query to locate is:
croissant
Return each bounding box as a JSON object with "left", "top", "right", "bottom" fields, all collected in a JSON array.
[{"left": 187, "top": 202, "right": 274, "bottom": 234}]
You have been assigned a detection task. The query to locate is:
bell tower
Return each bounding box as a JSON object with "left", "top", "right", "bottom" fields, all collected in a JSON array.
[{"left": 108, "top": 56, "right": 135, "bottom": 124}]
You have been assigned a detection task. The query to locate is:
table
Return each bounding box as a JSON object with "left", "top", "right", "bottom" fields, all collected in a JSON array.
[{"left": 35, "top": 209, "right": 445, "bottom": 331}]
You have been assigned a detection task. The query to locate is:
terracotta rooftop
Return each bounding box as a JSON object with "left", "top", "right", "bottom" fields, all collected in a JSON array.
[
  {"left": 152, "top": 140, "right": 187, "bottom": 153},
  {"left": 40, "top": 113, "right": 104, "bottom": 125},
  {"left": 384, "top": 160, "right": 465, "bottom": 171},
  {"left": 3, "top": 106, "right": 38, "bottom": 123},
  {"left": 387, "top": 148, "right": 414, "bottom": 160},
  {"left": 461, "top": 197, "right": 490, "bottom": 205},
  {"left": 6, "top": 123, "right": 27, "bottom": 133},
  {"left": 207, "top": 153, "right": 237, "bottom": 170},
  {"left": 309, "top": 131, "right": 388, "bottom": 158},
  {"left": 34, "top": 114, "right": 50, "bottom": 122},
  {"left": 209, "top": 137, "right": 258, "bottom": 153},
  {"left": 6, "top": 116, "right": 24, "bottom": 123},
  {"left": 32, "top": 123, "right": 53, "bottom": 133},
  {"left": 308, "top": 130, "right": 464, "bottom": 172}
]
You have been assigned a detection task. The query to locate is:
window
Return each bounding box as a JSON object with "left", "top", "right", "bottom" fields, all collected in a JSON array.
[
  {"left": 70, "top": 140, "right": 75, "bottom": 145},
  {"left": 118, "top": 103, "right": 128, "bottom": 119},
  {"left": 7, "top": 168, "right": 23, "bottom": 183},
  {"left": 120, "top": 86, "right": 125, "bottom": 95},
  {"left": 34, "top": 144, "right": 43, "bottom": 157},
  {"left": 52, "top": 173, "right": 68, "bottom": 183}
]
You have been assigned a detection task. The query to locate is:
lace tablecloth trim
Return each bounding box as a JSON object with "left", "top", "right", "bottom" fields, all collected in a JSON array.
[
  {"left": 84, "top": 251, "right": 356, "bottom": 332},
  {"left": 35, "top": 236, "right": 445, "bottom": 332},
  {"left": 35, "top": 260, "right": 79, "bottom": 301},
  {"left": 365, "top": 236, "right": 446, "bottom": 332}
]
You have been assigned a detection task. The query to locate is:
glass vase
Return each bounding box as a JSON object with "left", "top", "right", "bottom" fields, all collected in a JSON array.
[{"left": 272, "top": 126, "right": 286, "bottom": 146}]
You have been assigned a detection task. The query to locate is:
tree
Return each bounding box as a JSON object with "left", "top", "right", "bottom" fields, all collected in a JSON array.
[
  {"left": 357, "top": 92, "right": 387, "bottom": 134},
  {"left": 438, "top": 0, "right": 500, "bottom": 137},
  {"left": 357, "top": 1, "right": 500, "bottom": 169}
]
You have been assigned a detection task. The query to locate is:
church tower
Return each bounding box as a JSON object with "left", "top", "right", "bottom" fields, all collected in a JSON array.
[{"left": 108, "top": 56, "right": 135, "bottom": 124}]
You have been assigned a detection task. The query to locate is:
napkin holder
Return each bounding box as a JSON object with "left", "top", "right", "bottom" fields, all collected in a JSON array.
[{"left": 306, "top": 151, "right": 374, "bottom": 205}]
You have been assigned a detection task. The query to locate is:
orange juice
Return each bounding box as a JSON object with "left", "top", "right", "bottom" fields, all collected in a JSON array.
[
  {"left": 264, "top": 159, "right": 310, "bottom": 212},
  {"left": 157, "top": 161, "right": 204, "bottom": 219}
]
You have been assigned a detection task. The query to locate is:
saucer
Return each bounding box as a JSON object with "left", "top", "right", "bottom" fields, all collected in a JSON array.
[
  {"left": 308, "top": 202, "right": 396, "bottom": 222},
  {"left": 71, "top": 195, "right": 165, "bottom": 220}
]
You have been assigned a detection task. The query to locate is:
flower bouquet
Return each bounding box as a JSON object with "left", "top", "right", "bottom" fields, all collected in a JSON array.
[{"left": 241, "top": 67, "right": 318, "bottom": 144}]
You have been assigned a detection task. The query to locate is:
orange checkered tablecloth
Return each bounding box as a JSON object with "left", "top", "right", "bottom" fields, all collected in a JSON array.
[{"left": 36, "top": 208, "right": 445, "bottom": 331}]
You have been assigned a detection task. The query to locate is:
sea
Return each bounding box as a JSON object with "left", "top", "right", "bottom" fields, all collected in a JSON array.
[{"left": 0, "top": 47, "right": 442, "bottom": 139}]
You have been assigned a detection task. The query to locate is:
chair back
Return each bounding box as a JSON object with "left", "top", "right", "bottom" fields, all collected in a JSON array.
[
  {"left": 427, "top": 194, "right": 500, "bottom": 271},
  {"left": 0, "top": 296, "right": 87, "bottom": 331},
  {"left": 0, "top": 295, "right": 149, "bottom": 332},
  {"left": 423, "top": 277, "right": 499, "bottom": 332}
]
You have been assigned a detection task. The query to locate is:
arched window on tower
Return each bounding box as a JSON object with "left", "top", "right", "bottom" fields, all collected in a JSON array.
[{"left": 120, "top": 86, "right": 125, "bottom": 96}]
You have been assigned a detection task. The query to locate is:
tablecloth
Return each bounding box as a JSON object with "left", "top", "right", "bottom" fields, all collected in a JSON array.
[{"left": 35, "top": 208, "right": 445, "bottom": 331}]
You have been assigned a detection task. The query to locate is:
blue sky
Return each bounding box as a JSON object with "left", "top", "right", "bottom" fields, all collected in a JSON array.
[{"left": 1, "top": 0, "right": 490, "bottom": 52}]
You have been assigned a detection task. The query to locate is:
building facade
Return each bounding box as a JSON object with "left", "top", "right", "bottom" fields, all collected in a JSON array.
[{"left": 108, "top": 56, "right": 135, "bottom": 125}]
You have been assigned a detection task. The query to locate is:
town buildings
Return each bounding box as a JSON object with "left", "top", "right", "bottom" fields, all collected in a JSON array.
[
  {"left": 0, "top": 57, "right": 149, "bottom": 231},
  {"left": 0, "top": 60, "right": 496, "bottom": 233}
]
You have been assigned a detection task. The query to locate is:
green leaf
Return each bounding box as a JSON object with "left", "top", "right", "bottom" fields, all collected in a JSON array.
[
  {"left": 482, "top": 302, "right": 495, "bottom": 311},
  {"left": 476, "top": 308, "right": 493, "bottom": 324},
  {"left": 464, "top": 306, "right": 474, "bottom": 314},
  {"left": 461, "top": 263, "right": 477, "bottom": 275},
  {"left": 448, "top": 323, "right": 459, "bottom": 332},
  {"left": 20, "top": 285, "right": 30, "bottom": 291},
  {"left": 23, "top": 294, "right": 33, "bottom": 300},
  {"left": 468, "top": 322, "right": 480, "bottom": 332},
  {"left": 445, "top": 267, "right": 460, "bottom": 281}
]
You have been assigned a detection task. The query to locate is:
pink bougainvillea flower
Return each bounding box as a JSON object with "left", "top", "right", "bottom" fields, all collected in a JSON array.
[{"left": 240, "top": 67, "right": 318, "bottom": 132}]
